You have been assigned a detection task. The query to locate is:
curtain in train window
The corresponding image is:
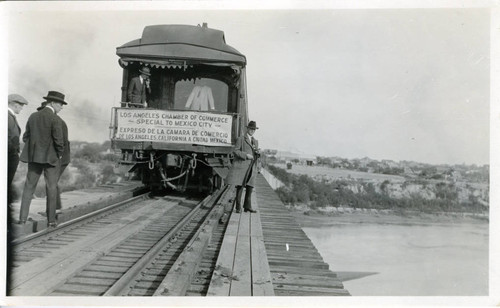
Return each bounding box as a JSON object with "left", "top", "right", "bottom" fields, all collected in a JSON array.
[{"left": 174, "top": 78, "right": 228, "bottom": 112}]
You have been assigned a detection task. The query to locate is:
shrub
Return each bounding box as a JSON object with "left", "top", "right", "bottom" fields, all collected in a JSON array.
[{"left": 75, "top": 164, "right": 97, "bottom": 189}]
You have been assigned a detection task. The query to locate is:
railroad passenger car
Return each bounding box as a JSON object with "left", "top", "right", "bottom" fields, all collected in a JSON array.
[{"left": 109, "top": 23, "right": 249, "bottom": 193}]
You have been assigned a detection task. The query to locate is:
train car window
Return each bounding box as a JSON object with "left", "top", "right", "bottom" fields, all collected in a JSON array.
[{"left": 174, "top": 78, "right": 228, "bottom": 112}]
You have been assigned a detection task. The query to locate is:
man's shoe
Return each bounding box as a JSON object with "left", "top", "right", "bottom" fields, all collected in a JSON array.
[
  {"left": 48, "top": 222, "right": 58, "bottom": 228},
  {"left": 244, "top": 208, "right": 257, "bottom": 213},
  {"left": 235, "top": 208, "right": 241, "bottom": 213},
  {"left": 39, "top": 210, "right": 62, "bottom": 216},
  {"left": 18, "top": 220, "right": 26, "bottom": 225}
]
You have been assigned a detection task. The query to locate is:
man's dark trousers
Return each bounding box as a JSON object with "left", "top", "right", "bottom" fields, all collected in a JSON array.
[
  {"left": 7, "top": 153, "right": 19, "bottom": 205},
  {"left": 56, "top": 164, "right": 68, "bottom": 210},
  {"left": 235, "top": 185, "right": 253, "bottom": 211},
  {"left": 19, "top": 162, "right": 59, "bottom": 223}
]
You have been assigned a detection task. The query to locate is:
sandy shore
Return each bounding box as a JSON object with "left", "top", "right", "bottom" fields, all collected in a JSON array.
[{"left": 289, "top": 208, "right": 489, "bottom": 228}]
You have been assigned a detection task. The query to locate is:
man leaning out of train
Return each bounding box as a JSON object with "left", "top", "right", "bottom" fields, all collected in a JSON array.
[{"left": 127, "top": 66, "right": 151, "bottom": 108}]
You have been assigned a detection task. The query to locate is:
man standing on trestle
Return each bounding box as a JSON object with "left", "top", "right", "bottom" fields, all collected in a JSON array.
[
  {"left": 8, "top": 94, "right": 29, "bottom": 206},
  {"left": 225, "top": 121, "right": 260, "bottom": 213},
  {"left": 18, "top": 91, "right": 68, "bottom": 228},
  {"left": 36, "top": 100, "right": 71, "bottom": 211}
]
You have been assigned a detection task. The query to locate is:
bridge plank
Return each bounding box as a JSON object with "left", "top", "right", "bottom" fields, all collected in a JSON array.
[
  {"left": 249, "top": 194, "right": 274, "bottom": 295},
  {"left": 229, "top": 213, "right": 251, "bottom": 296},
  {"left": 274, "top": 284, "right": 350, "bottom": 296},
  {"left": 67, "top": 276, "right": 116, "bottom": 286},
  {"left": 266, "top": 254, "right": 326, "bottom": 263},
  {"left": 208, "top": 188, "right": 274, "bottom": 297},
  {"left": 206, "top": 212, "right": 240, "bottom": 296},
  {"left": 267, "top": 259, "right": 329, "bottom": 270},
  {"left": 250, "top": 206, "right": 263, "bottom": 238},
  {"left": 55, "top": 283, "right": 106, "bottom": 295},
  {"left": 251, "top": 236, "right": 274, "bottom": 296},
  {"left": 272, "top": 272, "right": 344, "bottom": 288},
  {"left": 269, "top": 266, "right": 337, "bottom": 277}
]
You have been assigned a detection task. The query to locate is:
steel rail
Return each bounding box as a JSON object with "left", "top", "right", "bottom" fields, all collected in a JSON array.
[
  {"left": 11, "top": 193, "right": 149, "bottom": 247},
  {"left": 152, "top": 185, "right": 231, "bottom": 296}
]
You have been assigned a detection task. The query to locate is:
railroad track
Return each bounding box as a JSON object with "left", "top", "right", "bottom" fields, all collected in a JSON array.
[
  {"left": 10, "top": 194, "right": 150, "bottom": 266},
  {"left": 8, "top": 186, "right": 233, "bottom": 296},
  {"left": 184, "top": 216, "right": 228, "bottom": 296},
  {"left": 106, "top": 186, "right": 232, "bottom": 296}
]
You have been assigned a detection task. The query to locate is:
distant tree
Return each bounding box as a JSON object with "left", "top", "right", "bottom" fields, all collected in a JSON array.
[
  {"left": 367, "top": 161, "right": 380, "bottom": 172},
  {"left": 434, "top": 182, "right": 458, "bottom": 201},
  {"left": 102, "top": 153, "right": 119, "bottom": 162},
  {"left": 74, "top": 143, "right": 101, "bottom": 162},
  {"left": 316, "top": 157, "right": 331, "bottom": 166},
  {"left": 73, "top": 162, "right": 97, "bottom": 189},
  {"left": 351, "top": 160, "right": 360, "bottom": 169},
  {"left": 380, "top": 180, "right": 391, "bottom": 194},
  {"left": 419, "top": 166, "right": 437, "bottom": 178},
  {"left": 100, "top": 140, "right": 112, "bottom": 151},
  {"left": 431, "top": 174, "right": 444, "bottom": 180},
  {"left": 101, "top": 165, "right": 116, "bottom": 183}
]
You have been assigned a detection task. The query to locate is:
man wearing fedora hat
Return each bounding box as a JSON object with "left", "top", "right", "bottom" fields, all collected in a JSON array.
[
  {"left": 36, "top": 101, "right": 71, "bottom": 211},
  {"left": 18, "top": 91, "right": 67, "bottom": 227},
  {"left": 127, "top": 66, "right": 152, "bottom": 107},
  {"left": 8, "top": 94, "right": 29, "bottom": 206},
  {"left": 225, "top": 121, "right": 260, "bottom": 213}
]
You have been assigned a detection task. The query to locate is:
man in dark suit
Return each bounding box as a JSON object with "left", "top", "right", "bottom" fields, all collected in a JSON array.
[
  {"left": 37, "top": 101, "right": 71, "bottom": 211},
  {"left": 18, "top": 91, "right": 67, "bottom": 227},
  {"left": 8, "top": 94, "right": 29, "bottom": 205},
  {"left": 127, "top": 66, "right": 151, "bottom": 107},
  {"left": 7, "top": 94, "right": 28, "bottom": 295},
  {"left": 225, "top": 121, "right": 260, "bottom": 213},
  {"left": 56, "top": 112, "right": 70, "bottom": 211}
]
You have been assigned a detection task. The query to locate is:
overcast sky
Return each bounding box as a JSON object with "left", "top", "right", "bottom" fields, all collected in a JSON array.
[{"left": 4, "top": 2, "right": 492, "bottom": 165}]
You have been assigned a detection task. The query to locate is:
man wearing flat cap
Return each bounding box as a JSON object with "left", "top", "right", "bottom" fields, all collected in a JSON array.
[
  {"left": 8, "top": 94, "right": 29, "bottom": 205},
  {"left": 127, "top": 66, "right": 151, "bottom": 107},
  {"left": 18, "top": 91, "right": 67, "bottom": 228},
  {"left": 225, "top": 121, "right": 260, "bottom": 213}
]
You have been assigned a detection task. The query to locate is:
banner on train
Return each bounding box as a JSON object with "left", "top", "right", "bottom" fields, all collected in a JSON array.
[{"left": 114, "top": 108, "right": 233, "bottom": 146}]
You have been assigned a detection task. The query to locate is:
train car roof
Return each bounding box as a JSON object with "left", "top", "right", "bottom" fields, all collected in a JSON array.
[{"left": 116, "top": 24, "right": 246, "bottom": 66}]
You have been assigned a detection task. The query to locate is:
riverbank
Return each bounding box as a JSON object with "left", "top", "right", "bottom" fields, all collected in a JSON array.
[{"left": 288, "top": 206, "right": 489, "bottom": 228}]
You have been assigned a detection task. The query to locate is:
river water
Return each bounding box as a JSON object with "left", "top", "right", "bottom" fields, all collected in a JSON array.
[{"left": 303, "top": 220, "right": 488, "bottom": 296}]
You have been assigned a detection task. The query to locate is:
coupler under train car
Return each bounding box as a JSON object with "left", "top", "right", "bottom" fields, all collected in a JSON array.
[{"left": 119, "top": 150, "right": 228, "bottom": 194}]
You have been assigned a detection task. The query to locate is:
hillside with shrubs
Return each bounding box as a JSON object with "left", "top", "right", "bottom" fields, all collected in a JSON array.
[
  {"left": 11, "top": 141, "right": 126, "bottom": 200},
  {"left": 264, "top": 156, "right": 489, "bottom": 215}
]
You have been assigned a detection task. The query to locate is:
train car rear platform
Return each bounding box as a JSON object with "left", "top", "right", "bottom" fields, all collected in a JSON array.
[{"left": 207, "top": 174, "right": 350, "bottom": 296}]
